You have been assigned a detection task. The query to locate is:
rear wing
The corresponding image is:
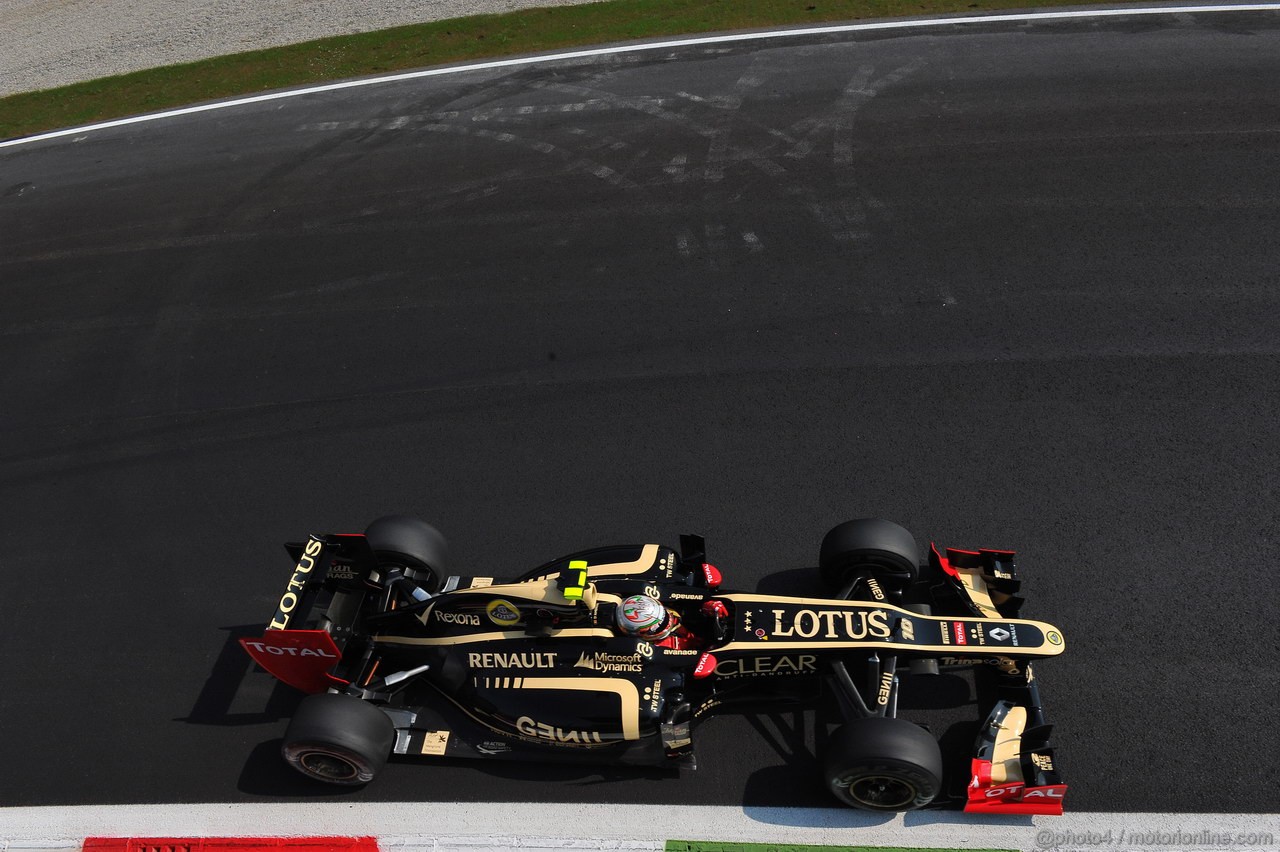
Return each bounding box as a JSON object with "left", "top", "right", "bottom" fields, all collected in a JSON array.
[{"left": 239, "top": 532, "right": 378, "bottom": 693}]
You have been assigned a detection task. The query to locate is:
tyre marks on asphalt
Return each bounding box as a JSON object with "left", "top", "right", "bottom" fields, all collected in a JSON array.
[{"left": 286, "top": 46, "right": 923, "bottom": 260}]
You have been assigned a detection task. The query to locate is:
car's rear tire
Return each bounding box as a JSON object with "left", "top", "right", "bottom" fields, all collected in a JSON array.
[
  {"left": 282, "top": 693, "right": 395, "bottom": 786},
  {"left": 819, "top": 518, "right": 919, "bottom": 592},
  {"left": 365, "top": 514, "right": 447, "bottom": 591},
  {"left": 824, "top": 716, "right": 944, "bottom": 811}
]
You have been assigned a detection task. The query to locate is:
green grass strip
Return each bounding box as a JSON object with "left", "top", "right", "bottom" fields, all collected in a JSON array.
[
  {"left": 666, "top": 844, "right": 1015, "bottom": 852},
  {"left": 2, "top": 0, "right": 1149, "bottom": 142}
]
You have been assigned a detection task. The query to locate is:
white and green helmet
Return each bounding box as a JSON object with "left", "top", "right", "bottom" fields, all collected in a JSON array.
[{"left": 616, "top": 594, "right": 675, "bottom": 639}]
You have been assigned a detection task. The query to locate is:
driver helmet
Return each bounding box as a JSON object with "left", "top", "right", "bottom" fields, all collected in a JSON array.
[{"left": 616, "top": 594, "right": 679, "bottom": 640}]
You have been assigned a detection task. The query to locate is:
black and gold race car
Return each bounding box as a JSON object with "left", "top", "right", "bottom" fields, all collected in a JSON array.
[{"left": 241, "top": 516, "right": 1068, "bottom": 814}]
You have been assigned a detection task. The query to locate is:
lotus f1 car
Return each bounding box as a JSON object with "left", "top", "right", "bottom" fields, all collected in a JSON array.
[{"left": 241, "top": 516, "right": 1068, "bottom": 814}]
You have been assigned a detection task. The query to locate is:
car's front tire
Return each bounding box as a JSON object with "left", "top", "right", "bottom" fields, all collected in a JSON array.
[
  {"left": 824, "top": 716, "right": 944, "bottom": 811},
  {"left": 282, "top": 693, "right": 395, "bottom": 785},
  {"left": 819, "top": 518, "right": 919, "bottom": 592}
]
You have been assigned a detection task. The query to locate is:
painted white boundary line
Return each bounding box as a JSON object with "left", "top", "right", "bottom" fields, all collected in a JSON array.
[
  {"left": 3, "top": 3, "right": 1280, "bottom": 150},
  {"left": 0, "top": 804, "right": 1277, "bottom": 852}
]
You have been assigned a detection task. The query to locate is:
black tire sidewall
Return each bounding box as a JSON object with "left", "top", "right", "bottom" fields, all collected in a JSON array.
[
  {"left": 282, "top": 693, "right": 395, "bottom": 786},
  {"left": 364, "top": 514, "right": 448, "bottom": 590},
  {"left": 819, "top": 518, "right": 920, "bottom": 591},
  {"left": 824, "top": 717, "right": 943, "bottom": 811}
]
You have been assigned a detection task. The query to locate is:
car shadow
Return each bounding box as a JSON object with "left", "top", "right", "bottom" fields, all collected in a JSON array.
[
  {"left": 754, "top": 565, "right": 825, "bottom": 596},
  {"left": 179, "top": 624, "right": 303, "bottom": 726},
  {"left": 237, "top": 738, "right": 364, "bottom": 796}
]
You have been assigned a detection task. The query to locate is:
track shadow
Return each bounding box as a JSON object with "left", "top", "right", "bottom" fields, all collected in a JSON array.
[
  {"left": 180, "top": 624, "right": 302, "bottom": 726},
  {"left": 754, "top": 565, "right": 824, "bottom": 596},
  {"left": 237, "top": 738, "right": 364, "bottom": 796}
]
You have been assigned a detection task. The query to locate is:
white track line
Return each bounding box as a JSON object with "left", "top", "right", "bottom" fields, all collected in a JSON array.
[
  {"left": 0, "top": 803, "right": 1277, "bottom": 851},
  {"left": 4, "top": 3, "right": 1280, "bottom": 150}
]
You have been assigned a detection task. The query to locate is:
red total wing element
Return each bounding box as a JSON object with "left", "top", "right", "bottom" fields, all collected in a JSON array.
[
  {"left": 701, "top": 563, "right": 722, "bottom": 589},
  {"left": 239, "top": 629, "right": 344, "bottom": 694},
  {"left": 965, "top": 758, "right": 1067, "bottom": 816},
  {"left": 84, "top": 839, "right": 378, "bottom": 851}
]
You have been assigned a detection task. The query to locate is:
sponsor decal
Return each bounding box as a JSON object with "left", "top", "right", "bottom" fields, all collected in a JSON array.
[
  {"left": 667, "top": 592, "right": 704, "bottom": 602},
  {"left": 866, "top": 578, "right": 886, "bottom": 601},
  {"left": 636, "top": 641, "right": 654, "bottom": 659},
  {"left": 326, "top": 562, "right": 358, "bottom": 582},
  {"left": 643, "top": 678, "right": 663, "bottom": 713},
  {"left": 644, "top": 584, "right": 662, "bottom": 599},
  {"left": 486, "top": 599, "right": 521, "bottom": 627},
  {"left": 467, "top": 652, "right": 556, "bottom": 669},
  {"left": 658, "top": 551, "right": 676, "bottom": 579},
  {"left": 575, "top": 650, "right": 644, "bottom": 673},
  {"left": 476, "top": 740, "right": 512, "bottom": 755},
  {"left": 1024, "top": 785, "right": 1066, "bottom": 799},
  {"left": 270, "top": 537, "right": 324, "bottom": 630},
  {"left": 1031, "top": 753, "right": 1055, "bottom": 772},
  {"left": 875, "top": 672, "right": 894, "bottom": 706},
  {"left": 436, "top": 611, "right": 481, "bottom": 626},
  {"left": 241, "top": 640, "right": 337, "bottom": 658},
  {"left": 770, "top": 608, "right": 892, "bottom": 641},
  {"left": 715, "top": 654, "right": 817, "bottom": 678},
  {"left": 982, "top": 783, "right": 1025, "bottom": 799},
  {"left": 993, "top": 656, "right": 1018, "bottom": 675},
  {"left": 898, "top": 618, "right": 915, "bottom": 641},
  {"left": 972, "top": 625, "right": 987, "bottom": 645},
  {"left": 989, "top": 627, "right": 1010, "bottom": 641},
  {"left": 940, "top": 621, "right": 951, "bottom": 645},
  {"left": 953, "top": 621, "right": 968, "bottom": 645},
  {"left": 693, "top": 652, "right": 716, "bottom": 679},
  {"left": 420, "top": 730, "right": 450, "bottom": 756},
  {"left": 662, "top": 648, "right": 699, "bottom": 656},
  {"left": 754, "top": 628, "right": 767, "bottom": 638},
  {"left": 1047, "top": 630, "right": 1063, "bottom": 646},
  {"left": 516, "top": 715, "right": 604, "bottom": 744},
  {"left": 468, "top": 577, "right": 494, "bottom": 588},
  {"left": 938, "top": 655, "right": 1020, "bottom": 670}
]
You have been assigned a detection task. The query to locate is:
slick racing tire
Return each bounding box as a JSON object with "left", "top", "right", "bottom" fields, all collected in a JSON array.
[
  {"left": 365, "top": 514, "right": 448, "bottom": 591},
  {"left": 282, "top": 693, "right": 396, "bottom": 786},
  {"left": 824, "top": 716, "right": 944, "bottom": 811},
  {"left": 819, "top": 518, "right": 919, "bottom": 592}
]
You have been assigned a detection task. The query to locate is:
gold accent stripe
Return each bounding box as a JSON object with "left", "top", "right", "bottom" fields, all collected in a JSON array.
[
  {"left": 991, "top": 706, "right": 1028, "bottom": 784},
  {"left": 720, "top": 593, "right": 1064, "bottom": 645},
  {"left": 955, "top": 570, "right": 1003, "bottom": 619},
  {"left": 375, "top": 626, "right": 614, "bottom": 646},
  {"left": 579, "top": 544, "right": 661, "bottom": 578},
  {"left": 515, "top": 676, "right": 641, "bottom": 740},
  {"left": 715, "top": 638, "right": 1064, "bottom": 657},
  {"left": 721, "top": 592, "right": 901, "bottom": 606},
  {"left": 445, "top": 578, "right": 561, "bottom": 601},
  {"left": 531, "top": 544, "right": 662, "bottom": 581}
]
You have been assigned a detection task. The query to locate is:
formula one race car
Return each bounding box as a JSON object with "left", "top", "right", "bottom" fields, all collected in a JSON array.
[{"left": 241, "top": 516, "right": 1068, "bottom": 814}]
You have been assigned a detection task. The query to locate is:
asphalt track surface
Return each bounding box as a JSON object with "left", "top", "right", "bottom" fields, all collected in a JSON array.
[{"left": 2, "top": 6, "right": 1278, "bottom": 814}]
